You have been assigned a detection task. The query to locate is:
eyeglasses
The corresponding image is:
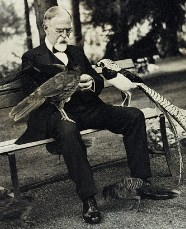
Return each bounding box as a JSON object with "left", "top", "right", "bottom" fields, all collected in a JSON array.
[{"left": 55, "top": 28, "right": 72, "bottom": 36}]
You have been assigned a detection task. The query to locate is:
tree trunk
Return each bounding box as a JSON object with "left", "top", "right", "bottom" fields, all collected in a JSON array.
[
  {"left": 34, "top": 0, "right": 58, "bottom": 44},
  {"left": 104, "top": 0, "right": 129, "bottom": 60},
  {"left": 164, "top": 17, "right": 181, "bottom": 57},
  {"left": 157, "top": 0, "right": 181, "bottom": 57},
  {"left": 70, "top": 0, "right": 82, "bottom": 47},
  {"left": 24, "top": 0, "right": 33, "bottom": 50}
]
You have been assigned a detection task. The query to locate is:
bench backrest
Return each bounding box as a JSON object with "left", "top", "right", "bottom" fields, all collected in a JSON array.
[{"left": 0, "top": 59, "right": 136, "bottom": 109}]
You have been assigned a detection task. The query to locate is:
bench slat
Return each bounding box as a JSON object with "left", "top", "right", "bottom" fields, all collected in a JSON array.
[
  {"left": 141, "top": 107, "right": 161, "bottom": 119},
  {"left": 0, "top": 59, "right": 135, "bottom": 109},
  {"left": 0, "top": 129, "right": 100, "bottom": 154},
  {"left": 0, "top": 138, "right": 55, "bottom": 154},
  {"left": 0, "top": 108, "right": 161, "bottom": 154},
  {"left": 0, "top": 129, "right": 100, "bottom": 148}
]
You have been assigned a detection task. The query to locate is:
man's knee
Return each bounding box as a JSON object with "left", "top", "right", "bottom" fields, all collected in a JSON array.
[
  {"left": 58, "top": 120, "right": 80, "bottom": 136},
  {"left": 121, "top": 107, "right": 145, "bottom": 122},
  {"left": 54, "top": 120, "right": 84, "bottom": 155},
  {"left": 131, "top": 108, "right": 145, "bottom": 121}
]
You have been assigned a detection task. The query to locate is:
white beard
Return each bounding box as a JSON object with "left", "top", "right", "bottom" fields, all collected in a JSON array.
[
  {"left": 54, "top": 43, "right": 67, "bottom": 52},
  {"left": 54, "top": 36, "right": 69, "bottom": 52}
]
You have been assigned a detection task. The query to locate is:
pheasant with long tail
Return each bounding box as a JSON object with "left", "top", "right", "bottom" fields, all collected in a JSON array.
[
  {"left": 97, "top": 59, "right": 186, "bottom": 131},
  {"left": 97, "top": 59, "right": 185, "bottom": 184},
  {"left": 102, "top": 177, "right": 180, "bottom": 212}
]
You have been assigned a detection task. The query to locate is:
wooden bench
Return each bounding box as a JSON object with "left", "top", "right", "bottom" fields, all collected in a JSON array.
[{"left": 0, "top": 59, "right": 171, "bottom": 197}]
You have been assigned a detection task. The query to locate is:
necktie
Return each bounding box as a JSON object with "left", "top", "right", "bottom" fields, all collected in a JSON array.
[{"left": 53, "top": 47, "right": 68, "bottom": 66}]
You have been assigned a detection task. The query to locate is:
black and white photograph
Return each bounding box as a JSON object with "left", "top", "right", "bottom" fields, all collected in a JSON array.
[{"left": 0, "top": 0, "right": 186, "bottom": 228}]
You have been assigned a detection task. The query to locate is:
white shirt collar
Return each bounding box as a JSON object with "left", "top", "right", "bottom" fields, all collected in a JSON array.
[{"left": 45, "top": 37, "right": 53, "bottom": 53}]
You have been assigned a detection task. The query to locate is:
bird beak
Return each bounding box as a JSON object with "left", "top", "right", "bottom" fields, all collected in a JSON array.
[{"left": 96, "top": 61, "right": 100, "bottom": 67}]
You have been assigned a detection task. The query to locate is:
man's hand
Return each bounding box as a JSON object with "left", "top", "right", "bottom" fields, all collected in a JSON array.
[{"left": 78, "top": 74, "right": 93, "bottom": 91}]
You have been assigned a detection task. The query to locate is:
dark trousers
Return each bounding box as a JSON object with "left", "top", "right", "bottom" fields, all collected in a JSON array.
[{"left": 46, "top": 103, "right": 151, "bottom": 201}]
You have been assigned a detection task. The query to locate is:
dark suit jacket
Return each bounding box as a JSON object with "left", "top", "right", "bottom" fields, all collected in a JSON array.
[
  {"left": 21, "top": 43, "right": 104, "bottom": 105},
  {"left": 16, "top": 43, "right": 104, "bottom": 145}
]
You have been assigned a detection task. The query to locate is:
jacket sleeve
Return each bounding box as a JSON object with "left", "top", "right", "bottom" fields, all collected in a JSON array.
[
  {"left": 21, "top": 52, "right": 40, "bottom": 96},
  {"left": 81, "top": 49, "right": 104, "bottom": 95}
]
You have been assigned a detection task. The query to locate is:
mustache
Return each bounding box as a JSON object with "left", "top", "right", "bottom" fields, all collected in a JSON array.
[{"left": 56, "top": 36, "right": 69, "bottom": 43}]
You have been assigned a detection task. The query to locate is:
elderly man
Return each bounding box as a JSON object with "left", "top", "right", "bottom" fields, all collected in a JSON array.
[{"left": 16, "top": 6, "right": 151, "bottom": 224}]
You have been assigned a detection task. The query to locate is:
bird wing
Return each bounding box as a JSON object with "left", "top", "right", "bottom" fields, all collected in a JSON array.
[
  {"left": 54, "top": 77, "right": 80, "bottom": 103},
  {"left": 106, "top": 72, "right": 135, "bottom": 92},
  {"left": 124, "top": 177, "right": 144, "bottom": 190},
  {"left": 0, "top": 65, "right": 40, "bottom": 86},
  {"left": 9, "top": 91, "right": 45, "bottom": 122},
  {"left": 120, "top": 68, "right": 144, "bottom": 83},
  {"left": 9, "top": 66, "right": 81, "bottom": 122},
  {"left": 102, "top": 177, "right": 143, "bottom": 200},
  {"left": 38, "top": 67, "right": 81, "bottom": 97}
]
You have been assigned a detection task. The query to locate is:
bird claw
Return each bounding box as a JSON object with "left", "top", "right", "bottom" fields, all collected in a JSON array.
[
  {"left": 129, "top": 196, "right": 141, "bottom": 212},
  {"left": 60, "top": 109, "right": 75, "bottom": 123},
  {"left": 129, "top": 203, "right": 140, "bottom": 212},
  {"left": 62, "top": 117, "right": 75, "bottom": 123},
  {"left": 20, "top": 219, "right": 34, "bottom": 228},
  {"left": 129, "top": 203, "right": 136, "bottom": 211}
]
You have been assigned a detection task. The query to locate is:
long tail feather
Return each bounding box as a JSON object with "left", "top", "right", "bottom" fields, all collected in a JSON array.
[
  {"left": 137, "top": 184, "right": 180, "bottom": 200},
  {"left": 161, "top": 108, "right": 184, "bottom": 185},
  {"left": 9, "top": 96, "right": 44, "bottom": 122},
  {"left": 137, "top": 83, "right": 186, "bottom": 131}
]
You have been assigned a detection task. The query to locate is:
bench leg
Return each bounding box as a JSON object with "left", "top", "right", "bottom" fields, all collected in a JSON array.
[
  {"left": 8, "top": 152, "right": 20, "bottom": 197},
  {"left": 159, "top": 114, "right": 172, "bottom": 176}
]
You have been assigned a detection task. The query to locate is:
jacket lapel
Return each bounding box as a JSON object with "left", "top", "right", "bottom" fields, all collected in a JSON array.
[
  {"left": 66, "top": 45, "right": 81, "bottom": 67},
  {"left": 34, "top": 43, "right": 53, "bottom": 65},
  {"left": 34, "top": 43, "right": 82, "bottom": 68}
]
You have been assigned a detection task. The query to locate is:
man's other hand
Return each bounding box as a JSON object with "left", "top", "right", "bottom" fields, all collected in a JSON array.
[{"left": 78, "top": 74, "right": 93, "bottom": 91}]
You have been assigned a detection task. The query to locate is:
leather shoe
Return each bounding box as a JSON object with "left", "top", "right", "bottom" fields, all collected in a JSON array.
[
  {"left": 83, "top": 196, "right": 101, "bottom": 224},
  {"left": 137, "top": 184, "right": 179, "bottom": 200}
]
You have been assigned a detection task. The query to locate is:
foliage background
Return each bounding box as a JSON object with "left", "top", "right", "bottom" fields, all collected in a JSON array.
[{"left": 0, "top": 0, "right": 186, "bottom": 70}]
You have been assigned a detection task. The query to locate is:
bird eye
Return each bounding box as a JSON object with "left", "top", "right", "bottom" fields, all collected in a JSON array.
[{"left": 100, "top": 62, "right": 105, "bottom": 68}]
